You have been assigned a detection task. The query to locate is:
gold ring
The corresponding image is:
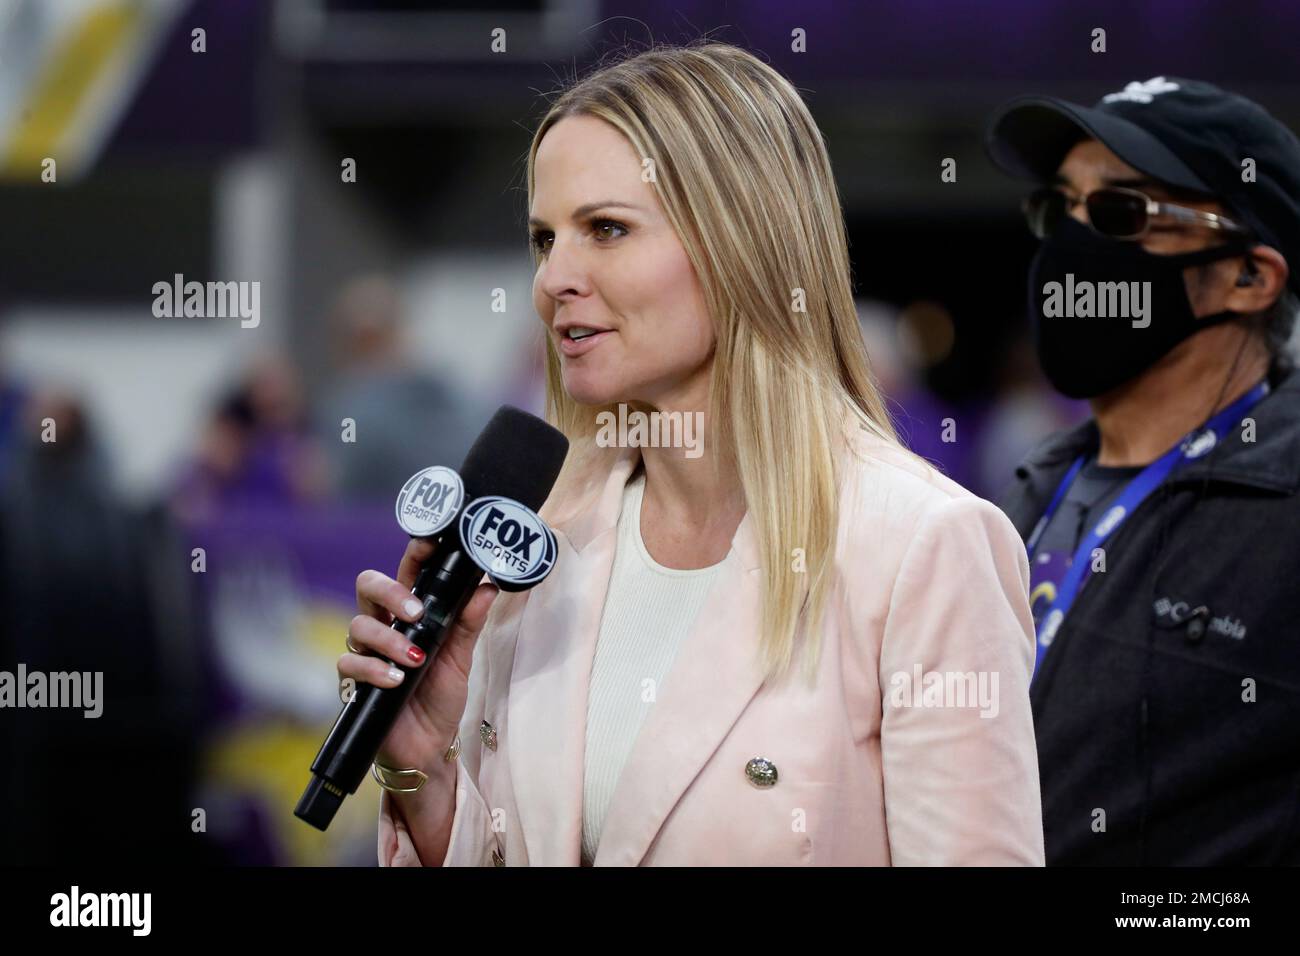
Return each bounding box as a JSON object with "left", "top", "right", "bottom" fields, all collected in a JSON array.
[
  {"left": 444, "top": 734, "right": 461, "bottom": 763},
  {"left": 345, "top": 633, "right": 362, "bottom": 654}
]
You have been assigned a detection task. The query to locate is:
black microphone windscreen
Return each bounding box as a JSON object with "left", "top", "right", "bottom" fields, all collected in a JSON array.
[{"left": 458, "top": 405, "right": 570, "bottom": 512}]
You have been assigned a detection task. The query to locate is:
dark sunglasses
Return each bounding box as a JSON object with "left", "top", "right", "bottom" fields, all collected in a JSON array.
[{"left": 1022, "top": 185, "right": 1252, "bottom": 241}]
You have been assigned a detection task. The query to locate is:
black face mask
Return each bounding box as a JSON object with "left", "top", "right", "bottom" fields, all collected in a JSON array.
[{"left": 1027, "top": 217, "right": 1252, "bottom": 399}]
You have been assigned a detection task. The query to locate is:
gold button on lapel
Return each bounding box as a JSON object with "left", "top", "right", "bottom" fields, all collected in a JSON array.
[
  {"left": 492, "top": 845, "right": 505, "bottom": 866},
  {"left": 745, "top": 757, "right": 778, "bottom": 788},
  {"left": 480, "top": 720, "right": 497, "bottom": 751}
]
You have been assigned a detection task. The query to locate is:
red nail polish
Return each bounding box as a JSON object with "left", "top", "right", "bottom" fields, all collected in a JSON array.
[{"left": 407, "top": 645, "right": 426, "bottom": 664}]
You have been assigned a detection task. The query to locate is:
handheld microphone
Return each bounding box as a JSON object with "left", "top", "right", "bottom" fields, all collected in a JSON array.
[{"left": 294, "top": 405, "right": 569, "bottom": 830}]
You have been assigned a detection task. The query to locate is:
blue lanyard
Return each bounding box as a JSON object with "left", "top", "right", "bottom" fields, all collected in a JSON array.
[{"left": 1027, "top": 379, "right": 1270, "bottom": 681}]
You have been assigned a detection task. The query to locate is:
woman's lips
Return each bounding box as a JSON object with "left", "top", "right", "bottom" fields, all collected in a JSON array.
[{"left": 558, "top": 329, "right": 613, "bottom": 357}]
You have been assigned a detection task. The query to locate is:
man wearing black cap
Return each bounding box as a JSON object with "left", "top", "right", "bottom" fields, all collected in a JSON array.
[{"left": 986, "top": 76, "right": 1300, "bottom": 865}]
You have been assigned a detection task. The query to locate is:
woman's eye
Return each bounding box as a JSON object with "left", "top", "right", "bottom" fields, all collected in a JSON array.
[
  {"left": 592, "top": 219, "right": 628, "bottom": 241},
  {"left": 530, "top": 220, "right": 626, "bottom": 255}
]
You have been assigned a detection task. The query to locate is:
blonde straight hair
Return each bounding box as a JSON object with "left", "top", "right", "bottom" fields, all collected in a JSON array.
[{"left": 526, "top": 41, "right": 902, "bottom": 686}]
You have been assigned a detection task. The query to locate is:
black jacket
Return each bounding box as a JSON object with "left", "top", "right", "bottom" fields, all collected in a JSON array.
[{"left": 997, "top": 360, "right": 1300, "bottom": 865}]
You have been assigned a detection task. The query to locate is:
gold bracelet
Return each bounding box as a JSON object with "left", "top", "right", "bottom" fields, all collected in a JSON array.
[
  {"left": 371, "top": 734, "right": 459, "bottom": 793},
  {"left": 371, "top": 733, "right": 457, "bottom": 790},
  {"left": 371, "top": 761, "right": 429, "bottom": 794}
]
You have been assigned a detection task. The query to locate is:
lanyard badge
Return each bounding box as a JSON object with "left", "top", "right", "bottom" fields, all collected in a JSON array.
[{"left": 1026, "top": 379, "right": 1270, "bottom": 683}]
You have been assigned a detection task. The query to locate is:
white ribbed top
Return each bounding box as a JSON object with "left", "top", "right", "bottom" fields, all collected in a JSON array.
[{"left": 579, "top": 469, "right": 726, "bottom": 866}]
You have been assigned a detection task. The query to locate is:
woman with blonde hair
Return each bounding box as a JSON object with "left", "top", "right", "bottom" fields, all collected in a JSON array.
[{"left": 341, "top": 41, "right": 1044, "bottom": 866}]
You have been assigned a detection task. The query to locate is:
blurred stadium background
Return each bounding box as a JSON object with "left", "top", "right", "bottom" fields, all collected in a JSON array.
[{"left": 1, "top": 0, "right": 1296, "bottom": 865}]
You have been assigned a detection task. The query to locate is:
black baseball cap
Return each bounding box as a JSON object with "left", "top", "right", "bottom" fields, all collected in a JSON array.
[{"left": 986, "top": 76, "right": 1300, "bottom": 294}]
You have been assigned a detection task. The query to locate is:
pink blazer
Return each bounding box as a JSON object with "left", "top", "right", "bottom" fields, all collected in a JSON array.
[{"left": 379, "top": 420, "right": 1045, "bottom": 866}]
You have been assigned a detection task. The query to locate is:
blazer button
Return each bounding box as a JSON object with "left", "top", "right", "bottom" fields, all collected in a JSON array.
[
  {"left": 492, "top": 845, "right": 505, "bottom": 867},
  {"left": 480, "top": 720, "right": 497, "bottom": 751},
  {"left": 745, "top": 757, "right": 778, "bottom": 788}
]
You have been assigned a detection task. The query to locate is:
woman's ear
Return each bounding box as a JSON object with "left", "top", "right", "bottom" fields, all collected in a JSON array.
[{"left": 1224, "top": 243, "right": 1289, "bottom": 313}]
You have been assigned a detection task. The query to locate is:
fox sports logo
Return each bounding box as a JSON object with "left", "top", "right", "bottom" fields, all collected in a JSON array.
[
  {"left": 395, "top": 466, "right": 464, "bottom": 537},
  {"left": 460, "top": 496, "right": 558, "bottom": 588}
]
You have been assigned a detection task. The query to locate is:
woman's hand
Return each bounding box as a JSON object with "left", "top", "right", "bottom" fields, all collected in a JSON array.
[{"left": 338, "top": 537, "right": 499, "bottom": 775}]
